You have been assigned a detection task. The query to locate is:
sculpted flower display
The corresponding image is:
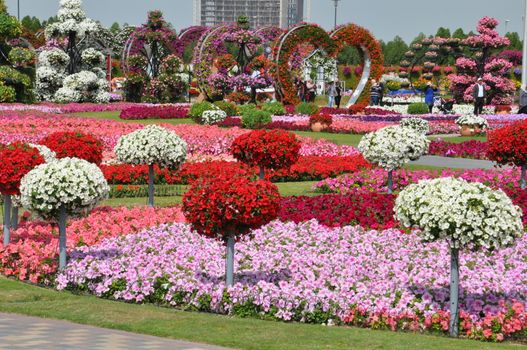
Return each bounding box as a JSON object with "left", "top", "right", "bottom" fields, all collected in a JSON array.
[
  {"left": 400, "top": 117, "right": 429, "bottom": 135},
  {"left": 40, "top": 131, "right": 104, "bottom": 165}
]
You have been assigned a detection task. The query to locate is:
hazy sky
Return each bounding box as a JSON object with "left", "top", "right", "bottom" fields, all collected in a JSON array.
[{"left": 4, "top": 0, "right": 526, "bottom": 42}]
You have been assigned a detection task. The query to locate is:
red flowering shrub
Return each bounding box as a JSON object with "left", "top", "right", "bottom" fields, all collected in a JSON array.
[
  {"left": 119, "top": 105, "right": 189, "bottom": 120},
  {"left": 487, "top": 120, "right": 527, "bottom": 167},
  {"left": 183, "top": 176, "right": 281, "bottom": 237},
  {"left": 309, "top": 113, "right": 333, "bottom": 126},
  {"left": 0, "top": 142, "right": 45, "bottom": 195},
  {"left": 279, "top": 191, "right": 396, "bottom": 229},
  {"left": 348, "top": 102, "right": 368, "bottom": 115},
  {"left": 40, "top": 131, "right": 104, "bottom": 165},
  {"left": 230, "top": 130, "right": 301, "bottom": 170}
]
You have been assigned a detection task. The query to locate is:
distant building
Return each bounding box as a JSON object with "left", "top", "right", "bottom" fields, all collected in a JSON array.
[{"left": 193, "top": 0, "right": 304, "bottom": 29}]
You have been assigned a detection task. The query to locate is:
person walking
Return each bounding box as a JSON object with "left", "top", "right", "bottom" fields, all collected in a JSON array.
[
  {"left": 473, "top": 78, "right": 486, "bottom": 115},
  {"left": 424, "top": 82, "right": 436, "bottom": 113},
  {"left": 327, "top": 81, "right": 337, "bottom": 107},
  {"left": 370, "top": 79, "right": 381, "bottom": 106},
  {"left": 378, "top": 81, "right": 385, "bottom": 106},
  {"left": 306, "top": 80, "right": 316, "bottom": 102},
  {"left": 335, "top": 81, "right": 342, "bottom": 109}
]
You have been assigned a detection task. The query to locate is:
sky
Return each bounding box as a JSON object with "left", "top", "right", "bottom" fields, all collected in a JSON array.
[{"left": 4, "top": 0, "right": 526, "bottom": 42}]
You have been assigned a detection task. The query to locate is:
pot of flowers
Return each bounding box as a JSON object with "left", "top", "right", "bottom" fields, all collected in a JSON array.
[
  {"left": 455, "top": 115, "right": 489, "bottom": 136},
  {"left": 309, "top": 113, "right": 333, "bottom": 132}
]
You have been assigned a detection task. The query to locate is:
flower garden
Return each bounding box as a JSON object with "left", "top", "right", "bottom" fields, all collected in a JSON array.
[{"left": 1, "top": 0, "right": 527, "bottom": 348}]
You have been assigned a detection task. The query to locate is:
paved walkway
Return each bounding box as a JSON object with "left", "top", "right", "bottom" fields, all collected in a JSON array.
[
  {"left": 410, "top": 155, "right": 500, "bottom": 170},
  {"left": 0, "top": 313, "right": 232, "bottom": 350}
]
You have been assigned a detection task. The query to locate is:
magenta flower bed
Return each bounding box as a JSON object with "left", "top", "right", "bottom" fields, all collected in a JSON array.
[
  {"left": 57, "top": 220, "right": 527, "bottom": 341},
  {"left": 119, "top": 105, "right": 190, "bottom": 120},
  {"left": 429, "top": 139, "right": 488, "bottom": 159}
]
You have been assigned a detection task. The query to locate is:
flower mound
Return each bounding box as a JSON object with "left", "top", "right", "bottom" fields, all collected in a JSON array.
[
  {"left": 40, "top": 131, "right": 104, "bottom": 165},
  {"left": 20, "top": 158, "right": 109, "bottom": 221},
  {"left": 230, "top": 130, "right": 301, "bottom": 170},
  {"left": 201, "top": 109, "right": 227, "bottom": 125},
  {"left": 0, "top": 143, "right": 45, "bottom": 195},
  {"left": 400, "top": 117, "right": 429, "bottom": 135},
  {"left": 487, "top": 120, "right": 527, "bottom": 167},
  {"left": 455, "top": 115, "right": 489, "bottom": 129},
  {"left": 395, "top": 177, "right": 523, "bottom": 249},
  {"left": 59, "top": 220, "right": 527, "bottom": 341},
  {"left": 358, "top": 126, "right": 429, "bottom": 171},
  {"left": 115, "top": 125, "right": 187, "bottom": 169},
  {"left": 183, "top": 177, "right": 281, "bottom": 238}
]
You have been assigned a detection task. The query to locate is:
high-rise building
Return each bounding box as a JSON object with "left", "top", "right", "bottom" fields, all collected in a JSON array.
[{"left": 193, "top": 0, "right": 304, "bottom": 29}]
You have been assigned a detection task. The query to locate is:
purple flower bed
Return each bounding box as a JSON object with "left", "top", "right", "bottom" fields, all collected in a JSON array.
[{"left": 57, "top": 220, "right": 527, "bottom": 332}]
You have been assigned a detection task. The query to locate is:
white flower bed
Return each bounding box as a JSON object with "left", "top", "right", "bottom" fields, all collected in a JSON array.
[
  {"left": 400, "top": 117, "right": 429, "bottom": 135},
  {"left": 115, "top": 125, "right": 187, "bottom": 169},
  {"left": 201, "top": 109, "right": 227, "bottom": 125},
  {"left": 20, "top": 157, "right": 109, "bottom": 220},
  {"left": 455, "top": 115, "right": 489, "bottom": 129},
  {"left": 376, "top": 104, "right": 409, "bottom": 114},
  {"left": 394, "top": 177, "right": 523, "bottom": 249},
  {"left": 452, "top": 104, "right": 495, "bottom": 116},
  {"left": 358, "top": 126, "right": 430, "bottom": 171}
]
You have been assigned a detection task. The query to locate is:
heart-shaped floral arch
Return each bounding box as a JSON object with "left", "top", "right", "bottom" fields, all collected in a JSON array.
[{"left": 271, "top": 23, "right": 383, "bottom": 106}]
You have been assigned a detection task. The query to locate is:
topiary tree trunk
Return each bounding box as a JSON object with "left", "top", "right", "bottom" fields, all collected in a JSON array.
[
  {"left": 225, "top": 232, "right": 235, "bottom": 287},
  {"left": 2, "top": 195, "right": 11, "bottom": 246},
  {"left": 148, "top": 164, "right": 155, "bottom": 207},
  {"left": 521, "top": 165, "right": 526, "bottom": 190},
  {"left": 387, "top": 170, "right": 394, "bottom": 194},
  {"left": 259, "top": 166, "right": 265, "bottom": 180},
  {"left": 449, "top": 248, "right": 460, "bottom": 337},
  {"left": 11, "top": 205, "right": 18, "bottom": 230},
  {"left": 58, "top": 206, "right": 68, "bottom": 270}
]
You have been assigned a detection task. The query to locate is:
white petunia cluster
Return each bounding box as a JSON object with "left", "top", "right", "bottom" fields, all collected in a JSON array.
[
  {"left": 358, "top": 126, "right": 430, "bottom": 171},
  {"left": 28, "top": 143, "right": 56, "bottom": 163},
  {"left": 201, "top": 109, "right": 227, "bottom": 125},
  {"left": 114, "top": 125, "right": 187, "bottom": 170},
  {"left": 81, "top": 48, "right": 105, "bottom": 68},
  {"left": 20, "top": 158, "right": 109, "bottom": 221},
  {"left": 394, "top": 177, "right": 524, "bottom": 250},
  {"left": 455, "top": 115, "right": 489, "bottom": 129},
  {"left": 400, "top": 117, "right": 429, "bottom": 135}
]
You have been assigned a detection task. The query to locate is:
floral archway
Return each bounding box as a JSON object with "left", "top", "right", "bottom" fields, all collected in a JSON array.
[{"left": 175, "top": 26, "right": 208, "bottom": 62}]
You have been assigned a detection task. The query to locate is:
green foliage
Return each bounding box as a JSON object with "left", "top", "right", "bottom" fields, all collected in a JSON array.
[
  {"left": 452, "top": 28, "right": 467, "bottom": 39},
  {"left": 0, "top": 82, "right": 15, "bottom": 102},
  {"left": 337, "top": 46, "right": 361, "bottom": 65},
  {"left": 189, "top": 101, "right": 215, "bottom": 121},
  {"left": 386, "top": 80, "right": 401, "bottom": 91},
  {"left": 123, "top": 75, "right": 146, "bottom": 102},
  {"left": 382, "top": 36, "right": 409, "bottom": 65},
  {"left": 237, "top": 103, "right": 257, "bottom": 115},
  {"left": 21, "top": 16, "right": 42, "bottom": 32},
  {"left": 0, "top": 13, "right": 21, "bottom": 39},
  {"left": 241, "top": 108, "right": 272, "bottom": 129},
  {"left": 8, "top": 47, "right": 35, "bottom": 67},
  {"left": 435, "top": 27, "right": 451, "bottom": 38},
  {"left": 110, "top": 22, "right": 121, "bottom": 34},
  {"left": 505, "top": 32, "right": 523, "bottom": 51},
  {"left": 261, "top": 101, "right": 285, "bottom": 116},
  {"left": 0, "top": 0, "right": 6, "bottom": 13},
  {"left": 295, "top": 102, "right": 319, "bottom": 116},
  {"left": 213, "top": 100, "right": 238, "bottom": 116},
  {"left": 0, "top": 65, "right": 33, "bottom": 103},
  {"left": 407, "top": 102, "right": 430, "bottom": 115}
]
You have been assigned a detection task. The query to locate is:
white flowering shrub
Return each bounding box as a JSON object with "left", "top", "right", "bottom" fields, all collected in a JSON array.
[
  {"left": 115, "top": 125, "right": 187, "bottom": 169},
  {"left": 400, "top": 117, "right": 429, "bottom": 135},
  {"left": 358, "top": 126, "right": 430, "bottom": 171},
  {"left": 81, "top": 48, "right": 105, "bottom": 68},
  {"left": 38, "top": 49, "right": 70, "bottom": 70},
  {"left": 201, "top": 109, "right": 227, "bottom": 125},
  {"left": 394, "top": 177, "right": 523, "bottom": 250},
  {"left": 29, "top": 144, "right": 56, "bottom": 163},
  {"left": 20, "top": 158, "right": 109, "bottom": 221},
  {"left": 455, "top": 115, "right": 489, "bottom": 129}
]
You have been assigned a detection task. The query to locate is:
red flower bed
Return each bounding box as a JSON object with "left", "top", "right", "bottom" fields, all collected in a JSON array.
[
  {"left": 183, "top": 176, "right": 281, "bottom": 237},
  {"left": 0, "top": 142, "right": 45, "bottom": 195},
  {"left": 40, "top": 131, "right": 103, "bottom": 165},
  {"left": 309, "top": 113, "right": 333, "bottom": 126},
  {"left": 319, "top": 107, "right": 350, "bottom": 115},
  {"left": 231, "top": 130, "right": 301, "bottom": 170},
  {"left": 487, "top": 120, "right": 527, "bottom": 166},
  {"left": 279, "top": 191, "right": 396, "bottom": 229},
  {"left": 119, "top": 105, "right": 190, "bottom": 120}
]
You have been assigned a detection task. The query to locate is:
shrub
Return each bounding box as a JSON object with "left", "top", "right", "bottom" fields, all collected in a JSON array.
[
  {"left": 407, "top": 102, "right": 430, "bottom": 115},
  {"left": 237, "top": 103, "right": 257, "bottom": 115},
  {"left": 386, "top": 81, "right": 401, "bottom": 91},
  {"left": 189, "top": 101, "right": 215, "bottom": 122},
  {"left": 295, "top": 102, "right": 320, "bottom": 116},
  {"left": 241, "top": 108, "right": 272, "bottom": 129},
  {"left": 40, "top": 131, "right": 104, "bottom": 165},
  {"left": 261, "top": 101, "right": 286, "bottom": 116},
  {"left": 0, "top": 83, "right": 16, "bottom": 102},
  {"left": 213, "top": 101, "right": 238, "bottom": 116}
]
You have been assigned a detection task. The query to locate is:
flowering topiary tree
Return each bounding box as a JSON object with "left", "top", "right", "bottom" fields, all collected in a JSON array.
[
  {"left": 20, "top": 158, "right": 109, "bottom": 269},
  {"left": 36, "top": 0, "right": 110, "bottom": 103},
  {"left": 400, "top": 117, "right": 429, "bottom": 135},
  {"left": 487, "top": 120, "right": 527, "bottom": 189},
  {"left": 358, "top": 126, "right": 429, "bottom": 193},
  {"left": 114, "top": 125, "right": 187, "bottom": 206},
  {"left": 40, "top": 131, "right": 103, "bottom": 165},
  {"left": 394, "top": 177, "right": 523, "bottom": 337},
  {"left": 0, "top": 143, "right": 44, "bottom": 246},
  {"left": 230, "top": 130, "right": 301, "bottom": 180},
  {"left": 448, "top": 17, "right": 515, "bottom": 105},
  {"left": 183, "top": 175, "right": 281, "bottom": 286}
]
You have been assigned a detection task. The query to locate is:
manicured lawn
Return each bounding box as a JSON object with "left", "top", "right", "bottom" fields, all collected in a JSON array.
[
  {"left": 431, "top": 135, "right": 487, "bottom": 143},
  {"left": 0, "top": 277, "right": 521, "bottom": 350}
]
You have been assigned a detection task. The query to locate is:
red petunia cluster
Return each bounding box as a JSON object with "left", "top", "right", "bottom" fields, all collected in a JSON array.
[
  {"left": 487, "top": 120, "right": 527, "bottom": 167},
  {"left": 230, "top": 130, "right": 301, "bottom": 170},
  {"left": 0, "top": 142, "right": 45, "bottom": 195},
  {"left": 309, "top": 113, "right": 333, "bottom": 126},
  {"left": 183, "top": 176, "right": 281, "bottom": 238},
  {"left": 40, "top": 131, "right": 104, "bottom": 165},
  {"left": 119, "top": 105, "right": 189, "bottom": 120}
]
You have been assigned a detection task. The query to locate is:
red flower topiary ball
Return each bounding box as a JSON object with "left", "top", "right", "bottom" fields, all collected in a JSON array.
[
  {"left": 183, "top": 176, "right": 281, "bottom": 238},
  {"left": 230, "top": 129, "right": 301, "bottom": 170},
  {"left": 487, "top": 120, "right": 527, "bottom": 167},
  {"left": 0, "top": 142, "right": 45, "bottom": 195},
  {"left": 40, "top": 131, "right": 104, "bottom": 165}
]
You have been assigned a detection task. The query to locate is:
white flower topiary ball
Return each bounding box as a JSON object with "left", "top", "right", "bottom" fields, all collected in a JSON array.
[
  {"left": 400, "top": 117, "right": 429, "bottom": 135},
  {"left": 394, "top": 177, "right": 523, "bottom": 250},
  {"left": 201, "top": 109, "right": 227, "bottom": 125},
  {"left": 114, "top": 125, "right": 187, "bottom": 169},
  {"left": 358, "top": 126, "right": 430, "bottom": 171},
  {"left": 20, "top": 157, "right": 109, "bottom": 221}
]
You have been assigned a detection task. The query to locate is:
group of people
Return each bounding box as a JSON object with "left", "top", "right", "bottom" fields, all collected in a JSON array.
[
  {"left": 295, "top": 78, "right": 317, "bottom": 103},
  {"left": 369, "top": 79, "right": 384, "bottom": 106},
  {"left": 326, "top": 80, "right": 343, "bottom": 108},
  {"left": 424, "top": 78, "right": 487, "bottom": 115}
]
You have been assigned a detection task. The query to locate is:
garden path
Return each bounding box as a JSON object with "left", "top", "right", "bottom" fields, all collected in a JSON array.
[
  {"left": 411, "top": 156, "right": 503, "bottom": 170},
  {"left": 0, "top": 313, "right": 232, "bottom": 350}
]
